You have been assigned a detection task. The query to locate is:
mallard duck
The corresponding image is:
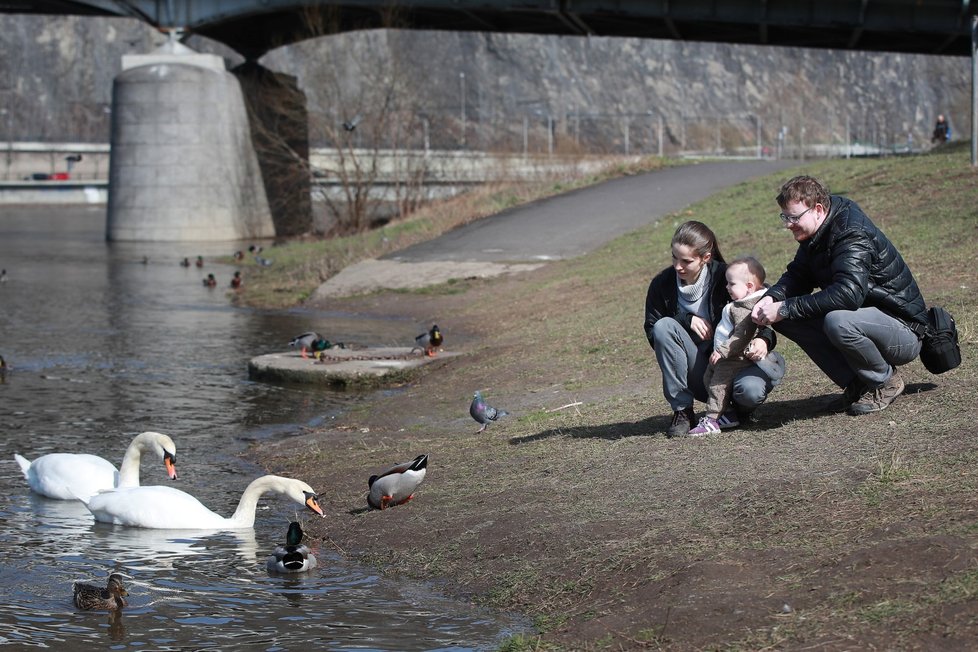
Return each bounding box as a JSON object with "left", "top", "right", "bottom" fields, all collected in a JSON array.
[
  {"left": 412, "top": 325, "right": 443, "bottom": 357},
  {"left": 266, "top": 521, "right": 317, "bottom": 574},
  {"left": 179, "top": 258, "right": 190, "bottom": 267},
  {"left": 73, "top": 573, "right": 128, "bottom": 611},
  {"left": 14, "top": 431, "right": 178, "bottom": 501},
  {"left": 368, "top": 454, "right": 428, "bottom": 510},
  {"left": 195, "top": 256, "right": 204, "bottom": 268},
  {"left": 289, "top": 332, "right": 344, "bottom": 359},
  {"left": 203, "top": 273, "right": 217, "bottom": 287},
  {"left": 230, "top": 271, "right": 242, "bottom": 289},
  {"left": 79, "top": 475, "right": 324, "bottom": 529},
  {"left": 470, "top": 391, "right": 510, "bottom": 433}
]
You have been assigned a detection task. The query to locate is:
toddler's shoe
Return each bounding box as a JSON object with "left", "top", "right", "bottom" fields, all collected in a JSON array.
[
  {"left": 688, "top": 416, "right": 722, "bottom": 437},
  {"left": 716, "top": 410, "right": 741, "bottom": 429}
]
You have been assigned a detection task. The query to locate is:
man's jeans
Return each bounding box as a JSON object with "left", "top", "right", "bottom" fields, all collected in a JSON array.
[
  {"left": 774, "top": 307, "right": 922, "bottom": 389},
  {"left": 651, "top": 318, "right": 772, "bottom": 412}
]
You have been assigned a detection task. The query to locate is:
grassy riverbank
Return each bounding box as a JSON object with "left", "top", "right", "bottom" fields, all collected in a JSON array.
[{"left": 252, "top": 144, "right": 976, "bottom": 650}]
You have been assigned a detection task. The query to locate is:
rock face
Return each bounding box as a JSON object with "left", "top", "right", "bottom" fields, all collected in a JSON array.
[{"left": 1, "top": 14, "right": 970, "bottom": 151}]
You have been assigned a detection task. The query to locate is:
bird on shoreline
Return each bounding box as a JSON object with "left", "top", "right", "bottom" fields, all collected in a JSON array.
[
  {"left": 73, "top": 573, "right": 128, "bottom": 611},
  {"left": 289, "top": 332, "right": 344, "bottom": 359},
  {"left": 367, "top": 454, "right": 428, "bottom": 510},
  {"left": 470, "top": 391, "right": 509, "bottom": 433},
  {"left": 266, "top": 521, "right": 317, "bottom": 573},
  {"left": 412, "top": 325, "right": 443, "bottom": 357}
]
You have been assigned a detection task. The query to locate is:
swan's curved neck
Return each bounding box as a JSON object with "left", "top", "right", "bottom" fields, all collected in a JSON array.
[
  {"left": 227, "top": 476, "right": 295, "bottom": 528},
  {"left": 116, "top": 432, "right": 159, "bottom": 487}
]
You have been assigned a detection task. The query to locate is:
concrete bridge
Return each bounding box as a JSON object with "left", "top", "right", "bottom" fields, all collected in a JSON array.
[
  {"left": 6, "top": 1, "right": 978, "bottom": 240},
  {"left": 16, "top": 0, "right": 978, "bottom": 59}
]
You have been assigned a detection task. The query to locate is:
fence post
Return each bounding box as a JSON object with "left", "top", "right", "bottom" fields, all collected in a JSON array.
[
  {"left": 658, "top": 115, "right": 664, "bottom": 157},
  {"left": 522, "top": 115, "right": 528, "bottom": 159},
  {"left": 755, "top": 114, "right": 761, "bottom": 159},
  {"left": 972, "top": 15, "right": 977, "bottom": 166}
]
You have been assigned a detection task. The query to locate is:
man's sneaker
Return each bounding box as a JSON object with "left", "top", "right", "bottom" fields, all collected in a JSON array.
[
  {"left": 667, "top": 406, "right": 695, "bottom": 438},
  {"left": 848, "top": 369, "right": 905, "bottom": 415},
  {"left": 835, "top": 378, "right": 867, "bottom": 412},
  {"left": 716, "top": 410, "right": 741, "bottom": 429},
  {"left": 688, "top": 416, "right": 722, "bottom": 437}
]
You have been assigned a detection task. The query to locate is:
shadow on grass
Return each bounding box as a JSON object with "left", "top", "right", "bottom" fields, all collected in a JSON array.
[{"left": 510, "top": 382, "right": 939, "bottom": 445}]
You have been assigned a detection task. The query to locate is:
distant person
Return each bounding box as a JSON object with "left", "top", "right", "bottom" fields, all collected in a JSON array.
[
  {"left": 644, "top": 221, "right": 782, "bottom": 438},
  {"left": 751, "top": 176, "right": 928, "bottom": 415},
  {"left": 687, "top": 257, "right": 786, "bottom": 436},
  {"left": 932, "top": 114, "right": 950, "bottom": 144}
]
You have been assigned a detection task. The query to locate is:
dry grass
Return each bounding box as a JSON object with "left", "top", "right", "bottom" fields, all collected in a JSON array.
[{"left": 253, "top": 144, "right": 978, "bottom": 650}]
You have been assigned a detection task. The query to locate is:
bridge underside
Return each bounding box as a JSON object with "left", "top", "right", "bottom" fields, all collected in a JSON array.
[{"left": 11, "top": 1, "right": 978, "bottom": 60}]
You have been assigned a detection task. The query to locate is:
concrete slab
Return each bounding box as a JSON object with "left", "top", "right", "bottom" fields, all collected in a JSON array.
[{"left": 248, "top": 346, "right": 462, "bottom": 387}]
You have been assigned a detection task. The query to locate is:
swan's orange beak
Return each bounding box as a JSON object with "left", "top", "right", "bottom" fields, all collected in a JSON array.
[
  {"left": 305, "top": 492, "right": 325, "bottom": 518},
  {"left": 164, "top": 452, "right": 178, "bottom": 480}
]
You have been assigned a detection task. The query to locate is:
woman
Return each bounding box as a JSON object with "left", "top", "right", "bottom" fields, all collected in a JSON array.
[{"left": 644, "top": 221, "right": 782, "bottom": 437}]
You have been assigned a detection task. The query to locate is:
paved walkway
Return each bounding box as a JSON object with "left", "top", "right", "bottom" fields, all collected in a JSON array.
[{"left": 313, "top": 159, "right": 798, "bottom": 298}]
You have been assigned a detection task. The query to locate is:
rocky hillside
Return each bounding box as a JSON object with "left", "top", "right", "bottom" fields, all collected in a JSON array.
[{"left": 1, "top": 14, "right": 970, "bottom": 153}]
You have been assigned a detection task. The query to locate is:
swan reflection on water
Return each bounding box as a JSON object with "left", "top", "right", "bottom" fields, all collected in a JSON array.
[{"left": 87, "top": 522, "right": 260, "bottom": 569}]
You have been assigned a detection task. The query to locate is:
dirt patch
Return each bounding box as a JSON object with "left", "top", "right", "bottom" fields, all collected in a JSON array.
[{"left": 310, "top": 259, "right": 545, "bottom": 300}]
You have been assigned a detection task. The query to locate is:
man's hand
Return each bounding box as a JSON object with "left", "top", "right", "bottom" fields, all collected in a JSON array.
[
  {"left": 690, "top": 315, "right": 713, "bottom": 342},
  {"left": 752, "top": 296, "right": 783, "bottom": 326},
  {"left": 709, "top": 350, "right": 721, "bottom": 366}
]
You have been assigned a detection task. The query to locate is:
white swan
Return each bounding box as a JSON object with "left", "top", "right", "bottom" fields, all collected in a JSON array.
[
  {"left": 13, "top": 431, "right": 178, "bottom": 500},
  {"left": 79, "top": 474, "right": 325, "bottom": 529}
]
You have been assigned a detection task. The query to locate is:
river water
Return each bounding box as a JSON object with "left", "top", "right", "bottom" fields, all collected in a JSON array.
[{"left": 0, "top": 205, "right": 525, "bottom": 650}]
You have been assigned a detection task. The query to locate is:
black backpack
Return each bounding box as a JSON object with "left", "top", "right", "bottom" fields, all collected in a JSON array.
[{"left": 919, "top": 306, "right": 961, "bottom": 374}]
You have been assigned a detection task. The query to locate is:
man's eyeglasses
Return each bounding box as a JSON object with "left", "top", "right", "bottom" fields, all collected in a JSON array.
[{"left": 779, "top": 206, "right": 813, "bottom": 225}]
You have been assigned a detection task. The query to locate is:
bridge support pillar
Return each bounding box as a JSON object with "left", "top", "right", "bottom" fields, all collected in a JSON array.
[{"left": 106, "top": 40, "right": 275, "bottom": 241}]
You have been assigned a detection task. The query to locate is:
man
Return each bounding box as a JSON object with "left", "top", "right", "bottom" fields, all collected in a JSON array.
[
  {"left": 751, "top": 175, "right": 928, "bottom": 415},
  {"left": 932, "top": 114, "right": 950, "bottom": 143}
]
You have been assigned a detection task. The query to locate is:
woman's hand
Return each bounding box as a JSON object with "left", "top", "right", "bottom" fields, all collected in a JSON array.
[
  {"left": 690, "top": 315, "right": 713, "bottom": 342},
  {"left": 746, "top": 337, "right": 769, "bottom": 361}
]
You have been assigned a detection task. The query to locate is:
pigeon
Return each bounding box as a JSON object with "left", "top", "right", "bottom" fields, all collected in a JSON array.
[
  {"left": 470, "top": 391, "right": 509, "bottom": 433},
  {"left": 367, "top": 454, "right": 428, "bottom": 510},
  {"left": 266, "top": 521, "right": 317, "bottom": 574},
  {"left": 289, "top": 332, "right": 344, "bottom": 359},
  {"left": 412, "top": 324, "right": 443, "bottom": 357},
  {"left": 342, "top": 114, "right": 362, "bottom": 131}
]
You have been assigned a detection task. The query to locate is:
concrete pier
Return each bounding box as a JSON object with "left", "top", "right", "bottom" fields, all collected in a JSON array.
[
  {"left": 106, "top": 41, "right": 275, "bottom": 242},
  {"left": 248, "top": 347, "right": 462, "bottom": 387}
]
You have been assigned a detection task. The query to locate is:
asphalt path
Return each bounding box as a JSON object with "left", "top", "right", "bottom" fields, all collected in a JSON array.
[
  {"left": 314, "top": 159, "right": 800, "bottom": 298},
  {"left": 384, "top": 159, "right": 800, "bottom": 264}
]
